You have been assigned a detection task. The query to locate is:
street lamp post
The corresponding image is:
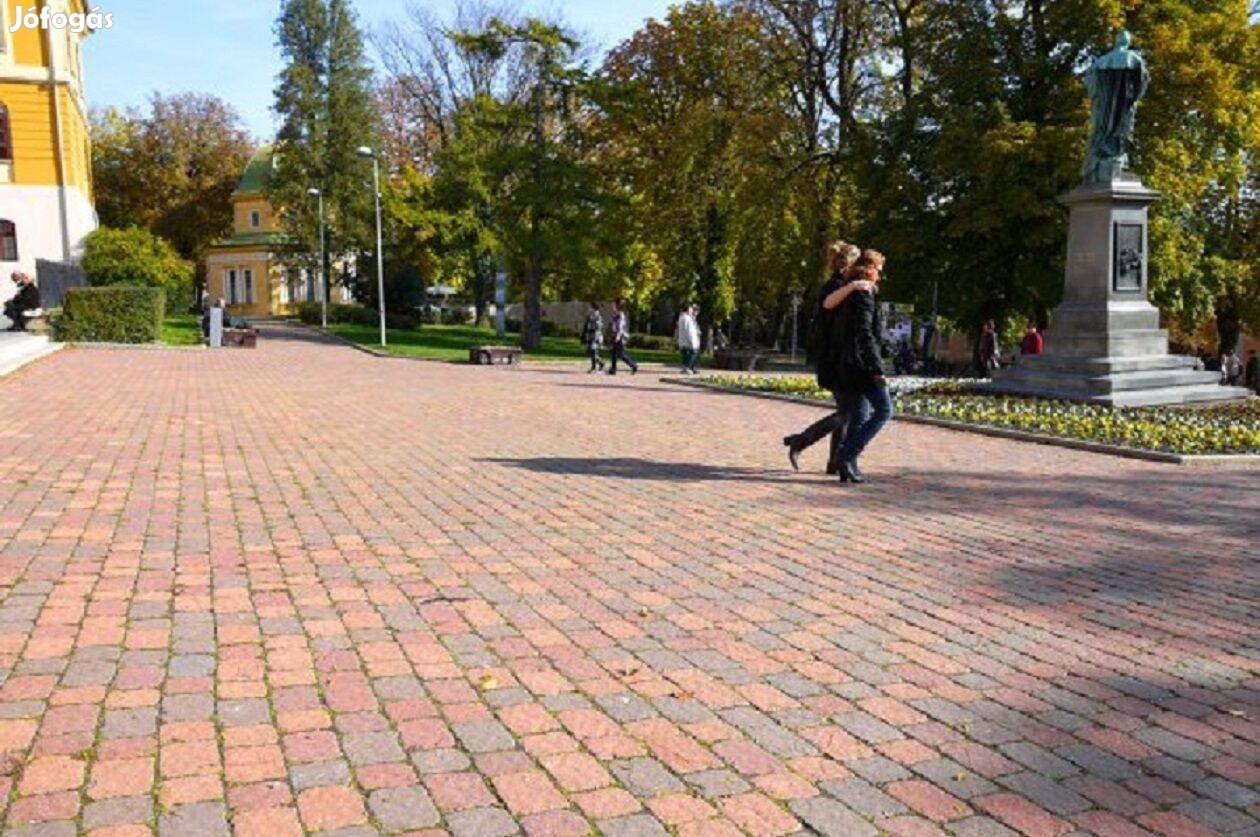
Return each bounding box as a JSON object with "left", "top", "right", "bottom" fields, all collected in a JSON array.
[
  {"left": 356, "top": 146, "right": 386, "bottom": 347},
  {"left": 306, "top": 188, "right": 327, "bottom": 328}
]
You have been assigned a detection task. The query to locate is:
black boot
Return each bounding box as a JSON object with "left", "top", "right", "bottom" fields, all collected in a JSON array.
[
  {"left": 782, "top": 436, "right": 802, "bottom": 472},
  {"left": 838, "top": 461, "right": 866, "bottom": 484}
]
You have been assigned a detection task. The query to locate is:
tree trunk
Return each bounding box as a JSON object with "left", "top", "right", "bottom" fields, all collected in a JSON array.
[{"left": 521, "top": 77, "right": 546, "bottom": 351}]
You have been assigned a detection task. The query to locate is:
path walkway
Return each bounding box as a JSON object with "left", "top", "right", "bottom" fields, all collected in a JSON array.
[{"left": 0, "top": 325, "right": 1256, "bottom": 835}]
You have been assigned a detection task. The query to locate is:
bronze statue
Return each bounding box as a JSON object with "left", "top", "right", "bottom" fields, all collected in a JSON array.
[{"left": 1082, "top": 30, "right": 1150, "bottom": 184}]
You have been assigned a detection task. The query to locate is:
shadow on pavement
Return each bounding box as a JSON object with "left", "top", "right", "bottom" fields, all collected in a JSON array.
[{"left": 482, "top": 456, "right": 826, "bottom": 484}]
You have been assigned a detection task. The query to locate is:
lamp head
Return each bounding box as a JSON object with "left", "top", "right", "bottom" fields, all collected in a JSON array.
[
  {"left": 307, "top": 188, "right": 321, "bottom": 197},
  {"left": 356, "top": 146, "right": 375, "bottom": 159}
]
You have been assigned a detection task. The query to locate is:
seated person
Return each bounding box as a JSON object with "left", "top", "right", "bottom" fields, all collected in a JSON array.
[{"left": 3, "top": 272, "right": 40, "bottom": 331}]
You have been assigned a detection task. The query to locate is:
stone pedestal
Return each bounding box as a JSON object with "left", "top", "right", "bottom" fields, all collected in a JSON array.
[{"left": 991, "top": 178, "right": 1251, "bottom": 406}]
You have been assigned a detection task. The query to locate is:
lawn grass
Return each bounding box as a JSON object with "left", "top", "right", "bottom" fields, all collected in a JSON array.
[
  {"left": 161, "top": 313, "right": 203, "bottom": 346},
  {"left": 324, "top": 322, "right": 685, "bottom": 365}
]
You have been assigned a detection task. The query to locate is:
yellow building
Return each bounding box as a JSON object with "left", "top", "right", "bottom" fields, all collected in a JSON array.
[
  {"left": 206, "top": 146, "right": 348, "bottom": 318},
  {"left": 0, "top": 0, "right": 98, "bottom": 320}
]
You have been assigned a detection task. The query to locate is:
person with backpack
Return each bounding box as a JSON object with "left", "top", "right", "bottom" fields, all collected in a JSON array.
[
  {"left": 783, "top": 242, "right": 874, "bottom": 474},
  {"left": 608, "top": 298, "right": 638, "bottom": 375},
  {"left": 581, "top": 300, "right": 605, "bottom": 373}
]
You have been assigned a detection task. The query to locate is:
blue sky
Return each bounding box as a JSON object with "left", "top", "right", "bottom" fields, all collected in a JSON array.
[{"left": 83, "top": 0, "right": 674, "bottom": 140}]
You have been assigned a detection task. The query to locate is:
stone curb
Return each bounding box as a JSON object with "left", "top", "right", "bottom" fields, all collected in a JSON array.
[
  {"left": 67, "top": 342, "right": 206, "bottom": 351},
  {"left": 0, "top": 341, "right": 64, "bottom": 379},
  {"left": 661, "top": 376, "right": 1260, "bottom": 468}
]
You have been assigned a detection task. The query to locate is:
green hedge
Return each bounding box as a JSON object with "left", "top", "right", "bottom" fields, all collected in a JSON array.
[
  {"left": 56, "top": 286, "right": 165, "bottom": 344},
  {"left": 296, "top": 302, "right": 417, "bottom": 331}
]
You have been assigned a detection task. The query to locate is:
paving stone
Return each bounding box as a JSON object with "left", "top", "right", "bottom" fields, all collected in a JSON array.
[
  {"left": 821, "top": 777, "right": 909, "bottom": 818},
  {"left": 446, "top": 806, "right": 520, "bottom": 837},
  {"left": 368, "top": 787, "right": 440, "bottom": 830},
  {"left": 790, "top": 796, "right": 879, "bottom": 836},
  {"left": 0, "top": 326, "right": 1253, "bottom": 836},
  {"left": 158, "top": 802, "right": 229, "bottom": 837},
  {"left": 611, "top": 758, "right": 685, "bottom": 797}
]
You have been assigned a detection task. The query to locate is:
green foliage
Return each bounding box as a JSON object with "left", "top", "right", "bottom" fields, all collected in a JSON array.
[
  {"left": 294, "top": 301, "right": 417, "bottom": 330},
  {"left": 701, "top": 374, "right": 1260, "bottom": 455},
  {"left": 372, "top": 0, "right": 1258, "bottom": 350},
  {"left": 56, "top": 286, "right": 166, "bottom": 344},
  {"left": 90, "top": 93, "right": 252, "bottom": 297},
  {"left": 272, "top": 0, "right": 379, "bottom": 280},
  {"left": 82, "top": 227, "right": 195, "bottom": 302}
]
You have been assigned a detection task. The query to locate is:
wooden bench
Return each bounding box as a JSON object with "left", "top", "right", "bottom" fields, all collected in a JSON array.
[
  {"left": 470, "top": 345, "right": 522, "bottom": 365},
  {"left": 223, "top": 328, "right": 258, "bottom": 348}
]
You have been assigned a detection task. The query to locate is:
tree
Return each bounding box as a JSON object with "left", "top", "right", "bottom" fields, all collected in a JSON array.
[
  {"left": 374, "top": 1, "right": 525, "bottom": 323},
  {"left": 1127, "top": 0, "right": 1260, "bottom": 352},
  {"left": 272, "top": 0, "right": 379, "bottom": 301},
  {"left": 595, "top": 2, "right": 827, "bottom": 347},
  {"left": 81, "top": 227, "right": 195, "bottom": 297},
  {"left": 456, "top": 18, "right": 595, "bottom": 350},
  {"left": 90, "top": 93, "right": 252, "bottom": 302}
]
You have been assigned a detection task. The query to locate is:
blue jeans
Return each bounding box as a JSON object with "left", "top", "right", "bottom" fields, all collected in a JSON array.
[
  {"left": 680, "top": 347, "right": 698, "bottom": 372},
  {"left": 838, "top": 379, "right": 892, "bottom": 464}
]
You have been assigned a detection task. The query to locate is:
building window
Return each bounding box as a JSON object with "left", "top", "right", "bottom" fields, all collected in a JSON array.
[
  {"left": 306, "top": 269, "right": 316, "bottom": 302},
  {"left": 249, "top": 211, "right": 261, "bottom": 229},
  {"left": 0, "top": 106, "right": 12, "bottom": 160},
  {"left": 0, "top": 220, "right": 16, "bottom": 261},
  {"left": 225, "top": 269, "right": 238, "bottom": 304},
  {"left": 243, "top": 269, "right": 254, "bottom": 304}
]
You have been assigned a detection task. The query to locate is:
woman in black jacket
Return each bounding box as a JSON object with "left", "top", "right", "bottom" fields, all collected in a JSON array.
[
  {"left": 783, "top": 243, "right": 873, "bottom": 473},
  {"left": 832, "top": 250, "right": 892, "bottom": 484}
]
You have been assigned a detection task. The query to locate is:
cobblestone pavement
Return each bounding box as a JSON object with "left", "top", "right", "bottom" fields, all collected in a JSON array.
[{"left": 0, "top": 325, "right": 1256, "bottom": 837}]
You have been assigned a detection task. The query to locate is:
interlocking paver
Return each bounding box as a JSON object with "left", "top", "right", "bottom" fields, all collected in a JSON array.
[{"left": 0, "top": 326, "right": 1255, "bottom": 835}]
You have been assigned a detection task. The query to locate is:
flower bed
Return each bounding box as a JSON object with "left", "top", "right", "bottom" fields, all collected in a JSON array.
[{"left": 697, "top": 374, "right": 1260, "bottom": 456}]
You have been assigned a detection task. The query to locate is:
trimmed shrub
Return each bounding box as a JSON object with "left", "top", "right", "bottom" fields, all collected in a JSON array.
[
  {"left": 81, "top": 227, "right": 194, "bottom": 297},
  {"left": 56, "top": 286, "right": 165, "bottom": 343},
  {"left": 629, "top": 334, "right": 675, "bottom": 351},
  {"left": 296, "top": 302, "right": 416, "bottom": 331}
]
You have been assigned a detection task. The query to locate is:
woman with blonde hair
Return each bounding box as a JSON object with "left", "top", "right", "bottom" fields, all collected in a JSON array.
[
  {"left": 831, "top": 249, "right": 891, "bottom": 483},
  {"left": 783, "top": 241, "right": 875, "bottom": 473}
]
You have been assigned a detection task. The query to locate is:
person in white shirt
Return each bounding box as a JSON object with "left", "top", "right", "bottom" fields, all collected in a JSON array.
[
  {"left": 676, "top": 304, "right": 701, "bottom": 374},
  {"left": 608, "top": 298, "right": 638, "bottom": 375}
]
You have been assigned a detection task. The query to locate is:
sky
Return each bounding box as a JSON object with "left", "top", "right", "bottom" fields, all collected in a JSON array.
[{"left": 83, "top": 0, "right": 674, "bottom": 140}]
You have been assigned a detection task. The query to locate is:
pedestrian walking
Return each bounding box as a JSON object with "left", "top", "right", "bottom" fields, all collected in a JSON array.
[
  {"left": 676, "top": 303, "right": 701, "bottom": 374},
  {"left": 608, "top": 298, "right": 638, "bottom": 375},
  {"left": 1220, "top": 350, "right": 1242, "bottom": 386},
  {"left": 832, "top": 250, "right": 893, "bottom": 484},
  {"left": 782, "top": 242, "right": 874, "bottom": 474},
  {"left": 980, "top": 320, "right": 1001, "bottom": 376},
  {"left": 1245, "top": 350, "right": 1259, "bottom": 394},
  {"left": 581, "top": 300, "right": 605, "bottom": 373}
]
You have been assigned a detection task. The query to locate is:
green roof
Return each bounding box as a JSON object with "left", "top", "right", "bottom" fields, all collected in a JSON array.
[
  {"left": 209, "top": 231, "right": 295, "bottom": 250},
  {"left": 235, "top": 146, "right": 275, "bottom": 197}
]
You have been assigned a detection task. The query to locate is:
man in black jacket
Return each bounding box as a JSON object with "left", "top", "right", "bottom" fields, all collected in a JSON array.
[
  {"left": 832, "top": 251, "right": 892, "bottom": 484},
  {"left": 3, "top": 272, "right": 40, "bottom": 331}
]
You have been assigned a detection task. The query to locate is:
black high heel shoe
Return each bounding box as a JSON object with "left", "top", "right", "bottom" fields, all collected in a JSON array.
[
  {"left": 838, "top": 462, "right": 866, "bottom": 484},
  {"left": 783, "top": 436, "right": 802, "bottom": 472}
]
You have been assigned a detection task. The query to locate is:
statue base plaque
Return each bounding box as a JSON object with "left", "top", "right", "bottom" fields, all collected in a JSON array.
[{"left": 991, "top": 178, "right": 1252, "bottom": 407}]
